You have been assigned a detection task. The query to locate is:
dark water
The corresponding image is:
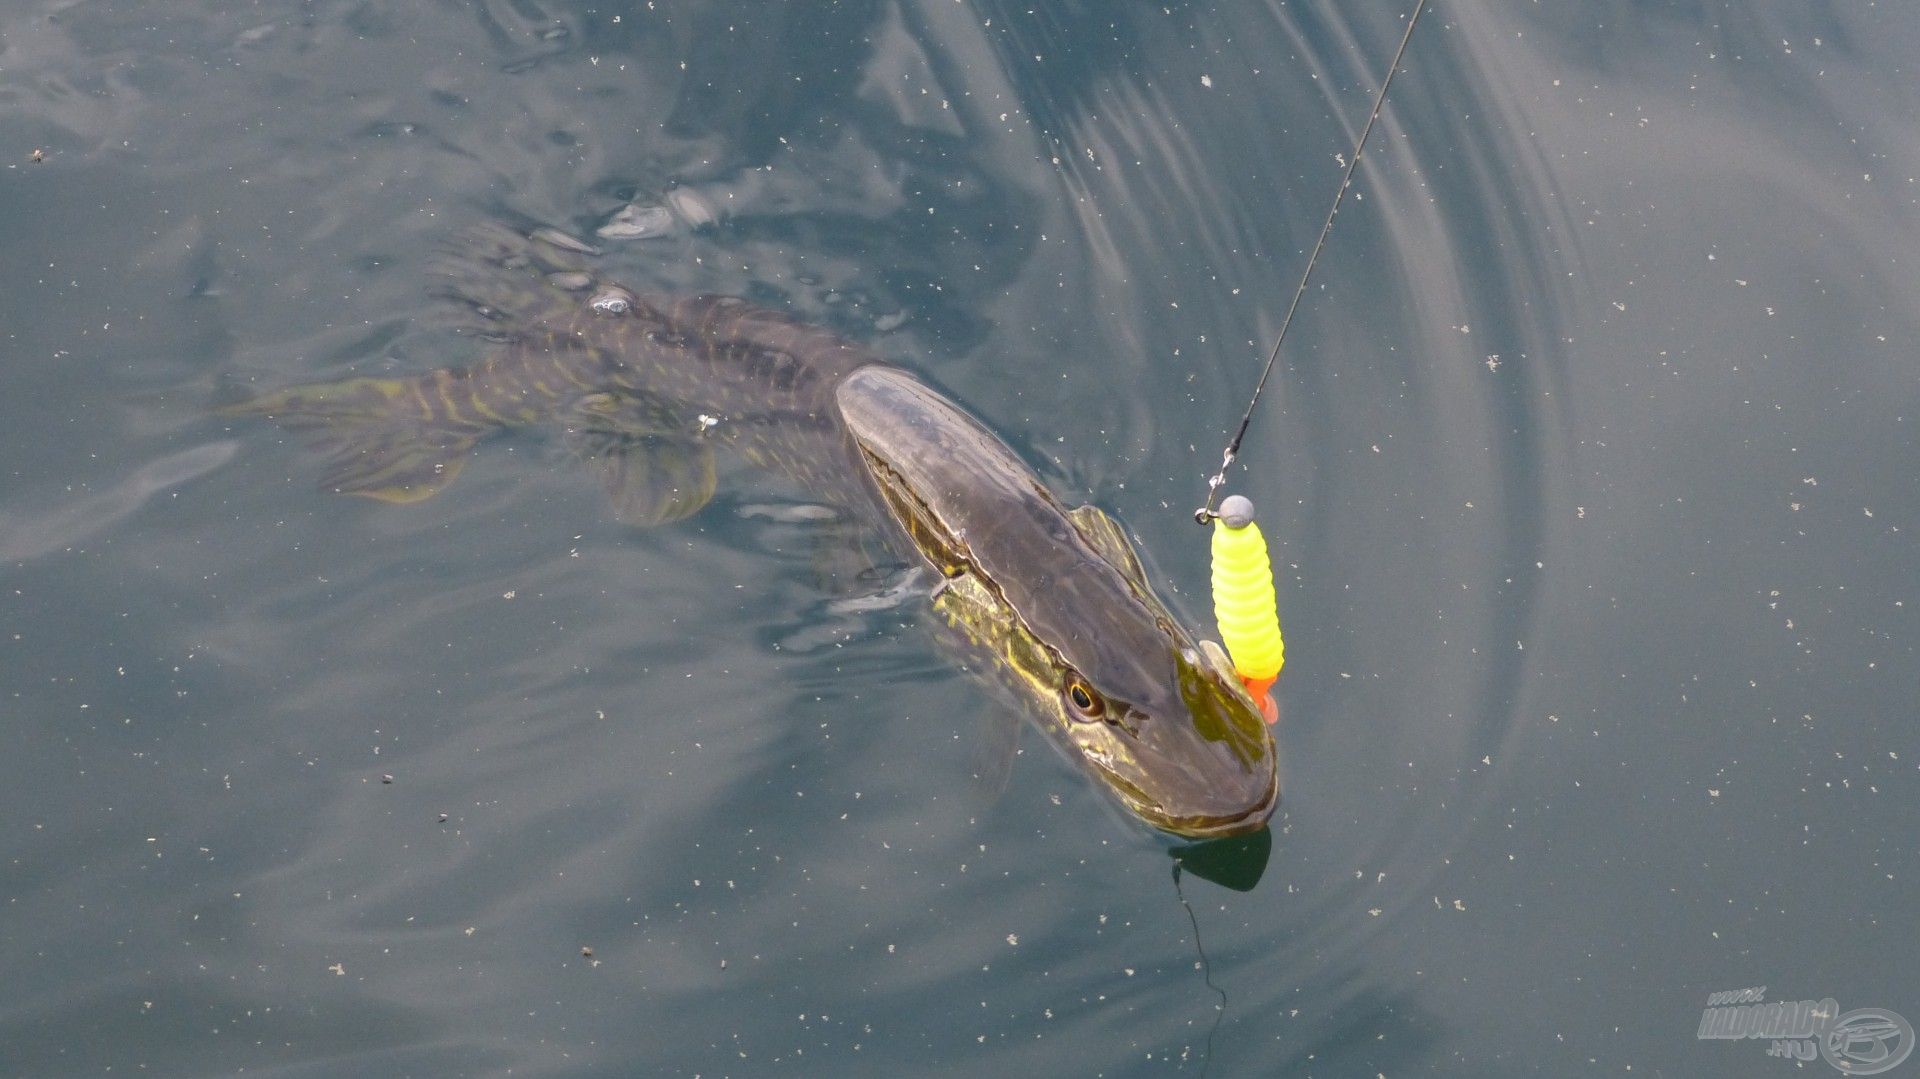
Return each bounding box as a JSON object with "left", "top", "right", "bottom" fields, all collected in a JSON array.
[{"left": 4, "top": 2, "right": 1917, "bottom": 1075}]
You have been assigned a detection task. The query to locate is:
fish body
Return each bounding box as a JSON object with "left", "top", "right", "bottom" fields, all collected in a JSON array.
[{"left": 227, "top": 227, "right": 1279, "bottom": 837}]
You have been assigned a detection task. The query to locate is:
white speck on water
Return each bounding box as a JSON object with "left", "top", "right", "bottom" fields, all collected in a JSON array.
[{"left": 1200, "top": 74, "right": 1212, "bottom": 88}]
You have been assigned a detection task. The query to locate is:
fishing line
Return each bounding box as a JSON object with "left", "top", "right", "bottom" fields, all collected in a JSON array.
[
  {"left": 1195, "top": 0, "right": 1430, "bottom": 524},
  {"left": 1172, "top": 861, "right": 1228, "bottom": 1077}
]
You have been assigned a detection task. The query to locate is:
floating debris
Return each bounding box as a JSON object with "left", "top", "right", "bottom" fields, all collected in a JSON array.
[{"left": 596, "top": 203, "right": 674, "bottom": 240}]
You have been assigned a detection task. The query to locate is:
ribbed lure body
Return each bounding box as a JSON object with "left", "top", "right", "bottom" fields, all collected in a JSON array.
[{"left": 1210, "top": 496, "right": 1284, "bottom": 722}]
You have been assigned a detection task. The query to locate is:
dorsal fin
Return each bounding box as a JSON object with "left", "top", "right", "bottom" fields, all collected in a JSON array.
[{"left": 1069, "top": 504, "right": 1149, "bottom": 590}]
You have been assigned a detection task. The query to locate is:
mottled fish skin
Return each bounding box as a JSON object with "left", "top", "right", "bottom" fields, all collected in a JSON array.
[
  {"left": 224, "top": 227, "right": 876, "bottom": 507},
  {"left": 226, "top": 226, "right": 1278, "bottom": 838},
  {"left": 423, "top": 224, "right": 866, "bottom": 474},
  {"left": 432, "top": 288, "right": 869, "bottom": 483}
]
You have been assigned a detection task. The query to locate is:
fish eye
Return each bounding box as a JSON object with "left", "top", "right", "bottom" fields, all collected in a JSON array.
[{"left": 1064, "top": 677, "right": 1105, "bottom": 721}]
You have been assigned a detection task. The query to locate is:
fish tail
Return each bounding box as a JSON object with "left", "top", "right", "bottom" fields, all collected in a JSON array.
[{"left": 220, "top": 375, "right": 480, "bottom": 503}]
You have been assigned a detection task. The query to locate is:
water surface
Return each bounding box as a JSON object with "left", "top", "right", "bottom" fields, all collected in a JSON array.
[{"left": 3, "top": 1, "right": 1916, "bottom": 1075}]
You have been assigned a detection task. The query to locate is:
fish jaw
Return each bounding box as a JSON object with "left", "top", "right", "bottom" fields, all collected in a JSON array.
[
  {"left": 921, "top": 554, "right": 1282, "bottom": 840},
  {"left": 1099, "top": 760, "right": 1279, "bottom": 838},
  {"left": 1065, "top": 650, "right": 1282, "bottom": 839}
]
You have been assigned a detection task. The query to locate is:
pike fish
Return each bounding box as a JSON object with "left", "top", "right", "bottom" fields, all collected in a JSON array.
[{"left": 224, "top": 226, "right": 1279, "bottom": 838}]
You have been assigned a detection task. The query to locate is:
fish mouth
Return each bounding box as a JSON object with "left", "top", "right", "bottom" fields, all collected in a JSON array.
[{"left": 1091, "top": 761, "right": 1280, "bottom": 840}]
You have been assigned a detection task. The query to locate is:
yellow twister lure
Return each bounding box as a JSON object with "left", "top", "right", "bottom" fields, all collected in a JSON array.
[{"left": 1210, "top": 495, "right": 1284, "bottom": 724}]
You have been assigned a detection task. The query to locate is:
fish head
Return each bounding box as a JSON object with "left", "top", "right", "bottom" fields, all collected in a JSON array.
[
  {"left": 930, "top": 544, "right": 1278, "bottom": 838},
  {"left": 1063, "top": 626, "right": 1279, "bottom": 838},
  {"left": 837, "top": 367, "right": 1279, "bottom": 839},
  {"left": 999, "top": 552, "right": 1280, "bottom": 838}
]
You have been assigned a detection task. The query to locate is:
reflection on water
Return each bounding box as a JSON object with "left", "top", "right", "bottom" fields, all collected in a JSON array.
[
  {"left": 2, "top": 0, "right": 1916, "bottom": 1075},
  {"left": 1172, "top": 828, "right": 1272, "bottom": 894},
  {"left": 0, "top": 441, "right": 237, "bottom": 562}
]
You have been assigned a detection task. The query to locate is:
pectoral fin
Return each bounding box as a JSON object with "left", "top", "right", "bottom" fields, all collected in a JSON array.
[
  {"left": 324, "top": 429, "right": 478, "bottom": 503},
  {"left": 595, "top": 438, "right": 715, "bottom": 526},
  {"left": 560, "top": 392, "right": 715, "bottom": 527}
]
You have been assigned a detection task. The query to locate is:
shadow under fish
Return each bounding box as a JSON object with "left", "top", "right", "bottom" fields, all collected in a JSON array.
[{"left": 221, "top": 224, "right": 1278, "bottom": 839}]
